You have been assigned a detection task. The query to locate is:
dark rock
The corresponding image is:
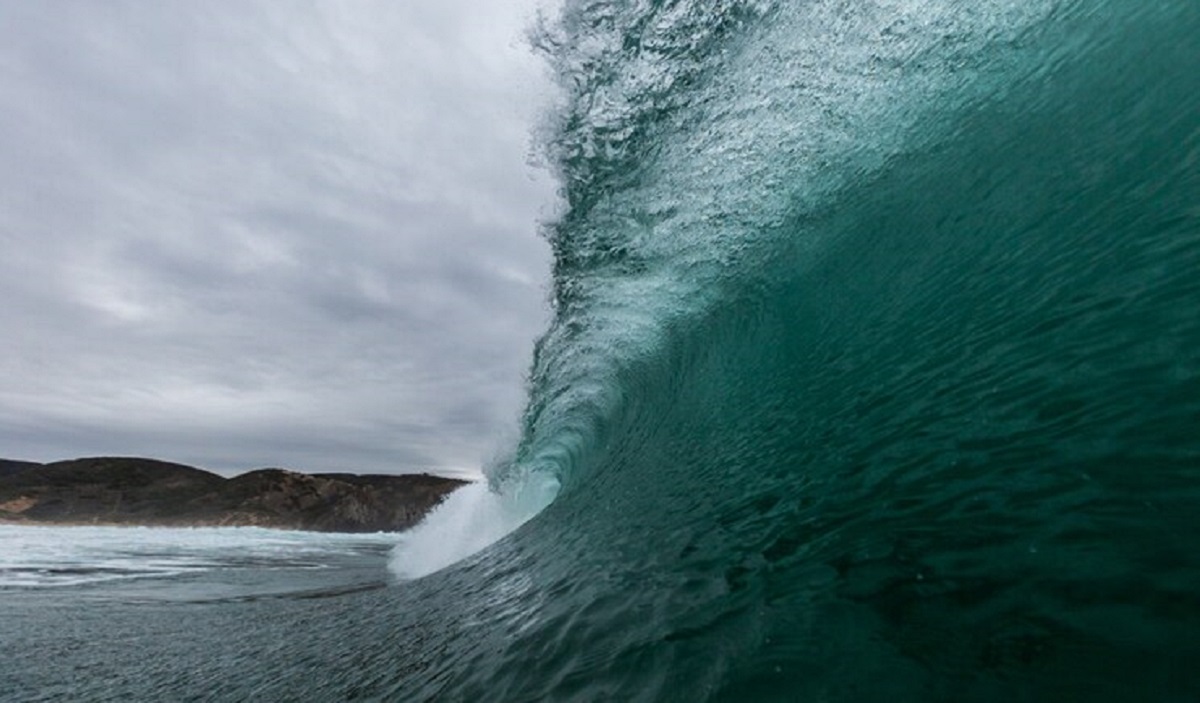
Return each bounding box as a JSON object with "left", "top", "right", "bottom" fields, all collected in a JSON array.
[{"left": 0, "top": 456, "right": 467, "bottom": 533}]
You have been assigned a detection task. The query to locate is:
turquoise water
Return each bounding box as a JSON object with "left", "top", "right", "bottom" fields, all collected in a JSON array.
[{"left": 4, "top": 0, "right": 1200, "bottom": 700}]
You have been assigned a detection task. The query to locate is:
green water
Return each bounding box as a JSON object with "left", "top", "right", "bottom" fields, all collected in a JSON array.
[{"left": 3, "top": 0, "right": 1199, "bottom": 700}]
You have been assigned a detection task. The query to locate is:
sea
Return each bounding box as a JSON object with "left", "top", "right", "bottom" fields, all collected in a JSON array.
[{"left": 3, "top": 0, "right": 1199, "bottom": 700}]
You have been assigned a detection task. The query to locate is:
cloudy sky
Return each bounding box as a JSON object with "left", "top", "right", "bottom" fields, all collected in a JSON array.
[{"left": 0, "top": 1, "right": 560, "bottom": 478}]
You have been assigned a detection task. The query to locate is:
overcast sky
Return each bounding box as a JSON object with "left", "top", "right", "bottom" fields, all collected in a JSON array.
[{"left": 0, "top": 1, "right": 560, "bottom": 478}]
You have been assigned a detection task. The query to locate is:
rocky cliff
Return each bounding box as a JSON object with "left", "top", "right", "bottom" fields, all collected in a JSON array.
[{"left": 0, "top": 457, "right": 467, "bottom": 533}]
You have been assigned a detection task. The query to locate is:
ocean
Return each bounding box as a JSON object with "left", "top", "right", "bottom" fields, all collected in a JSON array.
[{"left": 3, "top": 0, "right": 1199, "bottom": 700}]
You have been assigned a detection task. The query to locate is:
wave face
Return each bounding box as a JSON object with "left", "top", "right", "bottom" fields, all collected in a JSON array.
[{"left": 408, "top": 0, "right": 1200, "bottom": 699}]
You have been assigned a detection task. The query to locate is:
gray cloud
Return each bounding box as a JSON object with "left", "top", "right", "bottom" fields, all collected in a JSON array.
[{"left": 0, "top": 1, "right": 559, "bottom": 477}]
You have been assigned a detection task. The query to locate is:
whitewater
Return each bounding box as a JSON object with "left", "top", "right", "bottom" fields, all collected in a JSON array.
[
  {"left": 0, "top": 525, "right": 398, "bottom": 593},
  {"left": 4, "top": 0, "right": 1199, "bottom": 700}
]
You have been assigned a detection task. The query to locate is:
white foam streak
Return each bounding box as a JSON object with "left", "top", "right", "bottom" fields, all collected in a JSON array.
[{"left": 389, "top": 476, "right": 558, "bottom": 580}]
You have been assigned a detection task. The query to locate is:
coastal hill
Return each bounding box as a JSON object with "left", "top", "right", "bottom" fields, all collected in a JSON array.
[
  {"left": 0, "top": 458, "right": 42, "bottom": 478},
  {"left": 0, "top": 457, "right": 467, "bottom": 533}
]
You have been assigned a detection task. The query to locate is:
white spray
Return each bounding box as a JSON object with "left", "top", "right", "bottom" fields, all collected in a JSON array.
[{"left": 388, "top": 470, "right": 559, "bottom": 580}]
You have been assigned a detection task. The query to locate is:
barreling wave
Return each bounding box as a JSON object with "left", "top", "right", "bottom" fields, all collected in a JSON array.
[
  {"left": 391, "top": 0, "right": 1200, "bottom": 699},
  {"left": 500, "top": 0, "right": 1090, "bottom": 496}
]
